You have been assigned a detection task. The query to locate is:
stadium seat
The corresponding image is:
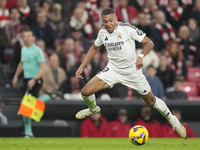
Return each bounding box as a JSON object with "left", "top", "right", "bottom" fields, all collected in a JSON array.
[
  {"left": 188, "top": 96, "right": 200, "bottom": 101},
  {"left": 187, "top": 67, "right": 200, "bottom": 82},
  {"left": 182, "top": 82, "right": 198, "bottom": 97},
  {"left": 198, "top": 82, "right": 200, "bottom": 94}
]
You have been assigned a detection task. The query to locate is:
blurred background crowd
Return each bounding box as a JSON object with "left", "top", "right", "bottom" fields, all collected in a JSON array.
[
  {"left": 0, "top": 0, "right": 200, "bottom": 137},
  {"left": 1, "top": 0, "right": 200, "bottom": 102}
]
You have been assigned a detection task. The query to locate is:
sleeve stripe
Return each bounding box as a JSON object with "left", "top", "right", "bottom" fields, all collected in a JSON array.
[{"left": 119, "top": 22, "right": 137, "bottom": 30}]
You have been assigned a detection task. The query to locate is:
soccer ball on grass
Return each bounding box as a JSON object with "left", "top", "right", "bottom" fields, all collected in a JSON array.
[{"left": 128, "top": 125, "right": 149, "bottom": 146}]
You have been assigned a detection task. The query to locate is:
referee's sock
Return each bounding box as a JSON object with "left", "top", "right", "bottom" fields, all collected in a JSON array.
[
  {"left": 82, "top": 94, "right": 96, "bottom": 111},
  {"left": 22, "top": 115, "right": 33, "bottom": 136},
  {"left": 153, "top": 97, "right": 175, "bottom": 124}
]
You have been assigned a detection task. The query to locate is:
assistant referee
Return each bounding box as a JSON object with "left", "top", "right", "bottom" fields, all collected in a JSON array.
[{"left": 12, "top": 29, "right": 47, "bottom": 138}]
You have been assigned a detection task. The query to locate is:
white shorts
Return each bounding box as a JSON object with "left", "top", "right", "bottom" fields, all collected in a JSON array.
[{"left": 96, "top": 66, "right": 151, "bottom": 95}]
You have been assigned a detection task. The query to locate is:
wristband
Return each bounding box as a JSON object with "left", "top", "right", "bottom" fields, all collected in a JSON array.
[
  {"left": 34, "top": 78, "right": 37, "bottom": 82},
  {"left": 138, "top": 54, "right": 144, "bottom": 58}
]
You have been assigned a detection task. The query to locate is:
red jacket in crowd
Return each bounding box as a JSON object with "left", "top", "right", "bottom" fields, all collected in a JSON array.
[
  {"left": 162, "top": 122, "right": 196, "bottom": 138},
  {"left": 80, "top": 116, "right": 111, "bottom": 137},
  {"left": 133, "top": 117, "right": 162, "bottom": 137},
  {"left": 114, "top": 5, "right": 137, "bottom": 23},
  {"left": 109, "top": 119, "right": 132, "bottom": 138}
]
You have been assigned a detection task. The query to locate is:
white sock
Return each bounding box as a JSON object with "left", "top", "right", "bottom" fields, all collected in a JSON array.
[
  {"left": 153, "top": 97, "right": 175, "bottom": 124},
  {"left": 82, "top": 94, "right": 96, "bottom": 111}
]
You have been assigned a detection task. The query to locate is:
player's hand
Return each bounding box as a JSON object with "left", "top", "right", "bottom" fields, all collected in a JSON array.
[
  {"left": 12, "top": 76, "right": 18, "bottom": 88},
  {"left": 75, "top": 67, "right": 84, "bottom": 79},
  {"left": 27, "top": 78, "right": 36, "bottom": 90},
  {"left": 136, "top": 56, "right": 143, "bottom": 70}
]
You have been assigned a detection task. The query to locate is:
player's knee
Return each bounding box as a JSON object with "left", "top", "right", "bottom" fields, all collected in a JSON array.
[{"left": 81, "top": 88, "right": 91, "bottom": 97}]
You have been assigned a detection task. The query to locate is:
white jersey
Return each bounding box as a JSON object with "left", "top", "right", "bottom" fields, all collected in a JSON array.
[{"left": 95, "top": 22, "right": 146, "bottom": 74}]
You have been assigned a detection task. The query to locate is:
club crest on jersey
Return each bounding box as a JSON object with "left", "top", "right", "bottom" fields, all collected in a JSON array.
[{"left": 117, "top": 33, "right": 122, "bottom": 39}]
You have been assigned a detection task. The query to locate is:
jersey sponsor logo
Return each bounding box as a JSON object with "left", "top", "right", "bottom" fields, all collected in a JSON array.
[
  {"left": 117, "top": 33, "right": 122, "bottom": 39},
  {"left": 105, "top": 37, "right": 108, "bottom": 41},
  {"left": 105, "top": 41, "right": 124, "bottom": 47},
  {"left": 105, "top": 41, "right": 124, "bottom": 51}
]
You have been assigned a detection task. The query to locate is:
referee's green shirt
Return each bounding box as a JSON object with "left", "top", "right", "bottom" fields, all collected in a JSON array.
[{"left": 21, "top": 44, "right": 45, "bottom": 79}]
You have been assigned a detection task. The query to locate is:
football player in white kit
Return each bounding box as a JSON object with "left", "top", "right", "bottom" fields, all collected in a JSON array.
[{"left": 75, "top": 8, "right": 187, "bottom": 138}]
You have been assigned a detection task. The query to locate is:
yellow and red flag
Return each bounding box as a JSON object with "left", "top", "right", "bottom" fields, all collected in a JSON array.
[{"left": 18, "top": 94, "right": 45, "bottom": 122}]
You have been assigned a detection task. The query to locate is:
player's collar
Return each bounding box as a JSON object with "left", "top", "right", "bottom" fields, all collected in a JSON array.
[{"left": 115, "top": 22, "right": 119, "bottom": 31}]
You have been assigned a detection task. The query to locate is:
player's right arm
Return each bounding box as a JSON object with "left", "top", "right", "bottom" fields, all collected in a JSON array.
[
  {"left": 76, "top": 44, "right": 99, "bottom": 79},
  {"left": 12, "top": 60, "right": 23, "bottom": 88}
]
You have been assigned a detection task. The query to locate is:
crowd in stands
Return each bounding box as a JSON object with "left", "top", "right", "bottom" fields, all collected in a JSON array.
[
  {"left": 0, "top": 0, "right": 200, "bottom": 101},
  {"left": 80, "top": 107, "right": 196, "bottom": 138}
]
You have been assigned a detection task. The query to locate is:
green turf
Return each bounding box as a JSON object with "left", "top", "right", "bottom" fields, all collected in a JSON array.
[{"left": 0, "top": 138, "right": 199, "bottom": 150}]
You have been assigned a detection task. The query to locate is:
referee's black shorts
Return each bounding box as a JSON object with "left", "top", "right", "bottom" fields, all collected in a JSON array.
[{"left": 23, "top": 78, "right": 43, "bottom": 97}]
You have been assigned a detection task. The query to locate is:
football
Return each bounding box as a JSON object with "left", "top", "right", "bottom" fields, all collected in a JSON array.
[{"left": 128, "top": 125, "right": 149, "bottom": 146}]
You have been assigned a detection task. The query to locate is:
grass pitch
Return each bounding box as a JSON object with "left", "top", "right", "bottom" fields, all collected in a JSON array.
[{"left": 0, "top": 138, "right": 199, "bottom": 150}]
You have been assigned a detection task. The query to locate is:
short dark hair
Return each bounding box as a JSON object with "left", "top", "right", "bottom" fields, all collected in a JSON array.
[
  {"left": 147, "top": 64, "right": 156, "bottom": 70},
  {"left": 20, "top": 25, "right": 30, "bottom": 32},
  {"left": 101, "top": 8, "right": 115, "bottom": 16}
]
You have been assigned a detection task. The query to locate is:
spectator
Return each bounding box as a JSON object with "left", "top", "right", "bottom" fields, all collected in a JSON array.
[
  {"left": 57, "top": 38, "right": 77, "bottom": 75},
  {"left": 0, "top": 104, "right": 7, "bottom": 125},
  {"left": 114, "top": 0, "right": 138, "bottom": 24},
  {"left": 153, "top": 10, "right": 176, "bottom": 52},
  {"left": 69, "top": 7, "right": 93, "bottom": 39},
  {"left": 39, "top": 54, "right": 66, "bottom": 97},
  {"left": 70, "top": 28, "right": 91, "bottom": 54},
  {"left": 177, "top": 25, "right": 197, "bottom": 67},
  {"left": 80, "top": 113, "right": 111, "bottom": 137},
  {"left": 0, "top": 0, "right": 9, "bottom": 28},
  {"left": 47, "top": 3, "right": 62, "bottom": 35},
  {"left": 38, "top": 0, "right": 51, "bottom": 14},
  {"left": 74, "top": 51, "right": 99, "bottom": 82},
  {"left": 2, "top": 8, "right": 21, "bottom": 48},
  {"left": 99, "top": 49, "right": 109, "bottom": 70},
  {"left": 136, "top": 48, "right": 159, "bottom": 75},
  {"left": 0, "top": 8, "right": 21, "bottom": 65},
  {"left": 134, "top": 11, "right": 154, "bottom": 49},
  {"left": 59, "top": 69, "right": 86, "bottom": 100},
  {"left": 146, "top": 65, "right": 164, "bottom": 99},
  {"left": 162, "top": 109, "right": 196, "bottom": 137},
  {"left": 96, "top": 0, "right": 111, "bottom": 26},
  {"left": 164, "top": 0, "right": 184, "bottom": 32},
  {"left": 157, "top": 0, "right": 169, "bottom": 7},
  {"left": 144, "top": 0, "right": 159, "bottom": 24},
  {"left": 110, "top": 108, "right": 131, "bottom": 137},
  {"left": 133, "top": 106, "right": 162, "bottom": 137},
  {"left": 85, "top": 0, "right": 98, "bottom": 11},
  {"left": 76, "top": 0, "right": 100, "bottom": 36},
  {"left": 190, "top": 0, "right": 200, "bottom": 25},
  {"left": 188, "top": 18, "right": 200, "bottom": 44},
  {"left": 31, "top": 11, "right": 56, "bottom": 50},
  {"left": 6, "top": 0, "right": 17, "bottom": 9},
  {"left": 165, "top": 41, "right": 187, "bottom": 79},
  {"left": 36, "top": 39, "right": 50, "bottom": 65},
  {"left": 157, "top": 54, "right": 175, "bottom": 90},
  {"left": 17, "top": 0, "right": 35, "bottom": 25},
  {"left": 165, "top": 79, "right": 188, "bottom": 100},
  {"left": 38, "top": 0, "right": 62, "bottom": 34}
]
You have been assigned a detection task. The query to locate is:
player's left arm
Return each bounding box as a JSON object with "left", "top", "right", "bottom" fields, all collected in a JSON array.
[{"left": 136, "top": 36, "right": 154, "bottom": 70}]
